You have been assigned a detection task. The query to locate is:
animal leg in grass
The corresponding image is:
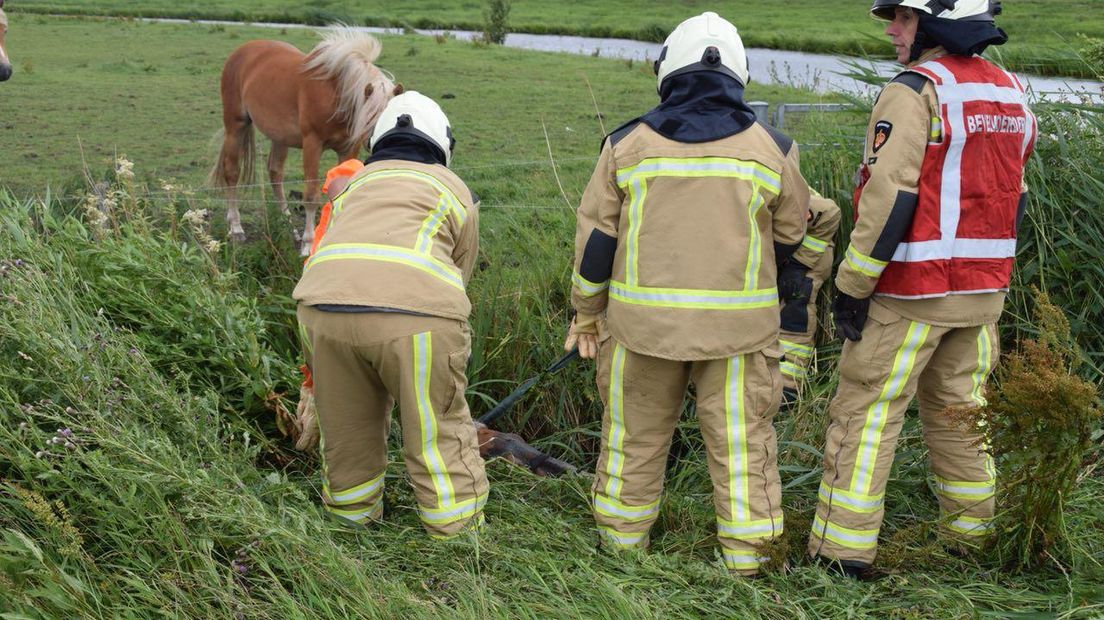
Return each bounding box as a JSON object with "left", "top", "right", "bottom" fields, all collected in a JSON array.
[
  {"left": 299, "top": 136, "right": 324, "bottom": 256},
  {"left": 220, "top": 129, "right": 248, "bottom": 243},
  {"left": 267, "top": 142, "right": 298, "bottom": 240}
]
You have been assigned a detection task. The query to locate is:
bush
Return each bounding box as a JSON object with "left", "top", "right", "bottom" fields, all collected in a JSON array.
[{"left": 482, "top": 0, "right": 512, "bottom": 45}]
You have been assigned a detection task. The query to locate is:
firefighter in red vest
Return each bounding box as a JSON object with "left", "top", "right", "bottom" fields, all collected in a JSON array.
[{"left": 808, "top": 0, "right": 1035, "bottom": 577}]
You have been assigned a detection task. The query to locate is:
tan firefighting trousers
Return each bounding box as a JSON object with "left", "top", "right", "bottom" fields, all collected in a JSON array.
[
  {"left": 779, "top": 248, "right": 833, "bottom": 393},
  {"left": 592, "top": 338, "right": 784, "bottom": 575},
  {"left": 808, "top": 303, "right": 998, "bottom": 565},
  {"left": 297, "top": 306, "right": 488, "bottom": 539}
]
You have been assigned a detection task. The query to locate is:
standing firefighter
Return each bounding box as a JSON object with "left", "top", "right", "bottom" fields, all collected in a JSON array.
[
  {"left": 565, "top": 12, "right": 809, "bottom": 575},
  {"left": 809, "top": 0, "right": 1035, "bottom": 576},
  {"left": 293, "top": 92, "right": 489, "bottom": 539},
  {"left": 778, "top": 190, "right": 842, "bottom": 407}
]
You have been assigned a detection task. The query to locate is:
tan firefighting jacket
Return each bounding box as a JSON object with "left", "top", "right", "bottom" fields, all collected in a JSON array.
[
  {"left": 292, "top": 160, "right": 479, "bottom": 321},
  {"left": 836, "top": 47, "right": 1029, "bottom": 328},
  {"left": 793, "top": 191, "right": 842, "bottom": 271},
  {"left": 571, "top": 122, "right": 809, "bottom": 360}
]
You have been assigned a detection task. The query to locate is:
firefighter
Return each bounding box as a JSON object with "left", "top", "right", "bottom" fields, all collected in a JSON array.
[
  {"left": 293, "top": 91, "right": 489, "bottom": 539},
  {"left": 777, "top": 190, "right": 842, "bottom": 408},
  {"left": 808, "top": 0, "right": 1035, "bottom": 576},
  {"left": 565, "top": 12, "right": 809, "bottom": 575}
]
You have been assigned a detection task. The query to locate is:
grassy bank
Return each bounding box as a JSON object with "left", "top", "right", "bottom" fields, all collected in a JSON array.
[
  {"left": 8, "top": 0, "right": 1104, "bottom": 77},
  {"left": 1, "top": 15, "right": 1103, "bottom": 619}
]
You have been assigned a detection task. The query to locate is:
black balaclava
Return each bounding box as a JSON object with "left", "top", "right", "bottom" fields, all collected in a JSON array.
[
  {"left": 635, "top": 70, "right": 759, "bottom": 143},
  {"left": 365, "top": 132, "right": 447, "bottom": 167},
  {"left": 909, "top": 12, "right": 1008, "bottom": 61}
]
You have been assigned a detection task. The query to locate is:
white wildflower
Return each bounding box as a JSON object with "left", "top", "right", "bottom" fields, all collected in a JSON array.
[{"left": 115, "top": 156, "right": 135, "bottom": 181}]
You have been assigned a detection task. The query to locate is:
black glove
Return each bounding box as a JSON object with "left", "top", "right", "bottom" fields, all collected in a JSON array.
[
  {"left": 777, "top": 261, "right": 812, "bottom": 305},
  {"left": 833, "top": 292, "right": 871, "bottom": 342}
]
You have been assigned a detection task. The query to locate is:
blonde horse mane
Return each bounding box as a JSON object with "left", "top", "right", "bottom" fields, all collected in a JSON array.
[
  {"left": 303, "top": 27, "right": 394, "bottom": 154},
  {"left": 0, "top": 9, "right": 8, "bottom": 29}
]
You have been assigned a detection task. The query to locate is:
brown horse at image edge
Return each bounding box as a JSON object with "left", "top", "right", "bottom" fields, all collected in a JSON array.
[{"left": 210, "top": 27, "right": 402, "bottom": 254}]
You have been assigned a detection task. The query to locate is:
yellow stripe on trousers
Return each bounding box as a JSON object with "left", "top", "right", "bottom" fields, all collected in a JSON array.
[
  {"left": 970, "top": 325, "right": 993, "bottom": 407},
  {"left": 849, "top": 321, "right": 930, "bottom": 495},
  {"left": 414, "top": 332, "right": 456, "bottom": 508},
  {"left": 725, "top": 354, "right": 750, "bottom": 523},
  {"left": 602, "top": 343, "right": 629, "bottom": 500}
]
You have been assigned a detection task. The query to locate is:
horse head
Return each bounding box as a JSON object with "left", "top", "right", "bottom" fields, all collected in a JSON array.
[{"left": 0, "top": 0, "right": 12, "bottom": 82}]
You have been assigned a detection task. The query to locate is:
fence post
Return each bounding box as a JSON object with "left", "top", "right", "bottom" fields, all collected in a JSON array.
[{"left": 748, "top": 101, "right": 769, "bottom": 125}]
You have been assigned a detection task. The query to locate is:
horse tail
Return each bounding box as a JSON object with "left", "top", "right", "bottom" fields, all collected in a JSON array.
[
  {"left": 304, "top": 27, "right": 395, "bottom": 153},
  {"left": 207, "top": 124, "right": 256, "bottom": 190}
]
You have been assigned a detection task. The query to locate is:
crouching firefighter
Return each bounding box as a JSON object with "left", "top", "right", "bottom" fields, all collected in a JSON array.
[
  {"left": 293, "top": 92, "right": 489, "bottom": 539},
  {"left": 777, "top": 189, "right": 842, "bottom": 408},
  {"left": 565, "top": 12, "right": 809, "bottom": 576},
  {"left": 808, "top": 0, "right": 1035, "bottom": 577}
]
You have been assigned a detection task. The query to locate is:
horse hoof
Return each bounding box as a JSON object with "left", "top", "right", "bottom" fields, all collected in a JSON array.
[
  {"left": 230, "top": 230, "right": 247, "bottom": 243},
  {"left": 299, "top": 245, "right": 311, "bottom": 258}
]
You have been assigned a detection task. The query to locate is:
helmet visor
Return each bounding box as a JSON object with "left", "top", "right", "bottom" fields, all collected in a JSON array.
[{"left": 870, "top": 0, "right": 904, "bottom": 20}]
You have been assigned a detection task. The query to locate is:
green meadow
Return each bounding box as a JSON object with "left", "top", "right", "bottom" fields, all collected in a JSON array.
[
  {"left": 0, "top": 15, "right": 1102, "bottom": 620},
  {"left": 9, "top": 0, "right": 1104, "bottom": 76}
]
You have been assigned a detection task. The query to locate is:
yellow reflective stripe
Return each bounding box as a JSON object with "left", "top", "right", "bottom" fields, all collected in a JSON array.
[
  {"left": 779, "top": 340, "right": 814, "bottom": 358},
  {"left": 615, "top": 157, "right": 782, "bottom": 194},
  {"left": 602, "top": 343, "right": 628, "bottom": 500},
  {"left": 780, "top": 361, "right": 808, "bottom": 380},
  {"left": 970, "top": 325, "right": 994, "bottom": 407},
  {"left": 744, "top": 191, "right": 766, "bottom": 289},
  {"left": 598, "top": 526, "right": 648, "bottom": 548},
  {"left": 930, "top": 116, "right": 943, "bottom": 141},
  {"left": 572, "top": 271, "right": 609, "bottom": 297},
  {"left": 946, "top": 515, "right": 993, "bottom": 536},
  {"left": 335, "top": 169, "right": 466, "bottom": 224},
  {"left": 593, "top": 494, "right": 661, "bottom": 523},
  {"left": 818, "top": 482, "right": 885, "bottom": 514},
  {"left": 325, "top": 500, "right": 383, "bottom": 523},
  {"left": 717, "top": 516, "right": 783, "bottom": 540},
  {"left": 722, "top": 549, "right": 770, "bottom": 570},
  {"left": 414, "top": 333, "right": 457, "bottom": 511},
  {"left": 812, "top": 515, "right": 879, "bottom": 550},
  {"left": 934, "top": 475, "right": 995, "bottom": 500},
  {"left": 724, "top": 355, "right": 750, "bottom": 523},
  {"left": 845, "top": 246, "right": 888, "bottom": 278},
  {"left": 420, "top": 494, "right": 488, "bottom": 525},
  {"left": 323, "top": 471, "right": 385, "bottom": 506},
  {"left": 624, "top": 176, "right": 647, "bottom": 286},
  {"left": 307, "top": 243, "right": 464, "bottom": 290},
  {"left": 428, "top": 513, "right": 486, "bottom": 540},
  {"left": 415, "top": 193, "right": 455, "bottom": 254},
  {"left": 851, "top": 321, "right": 930, "bottom": 495},
  {"left": 802, "top": 234, "right": 829, "bottom": 254},
  {"left": 610, "top": 281, "right": 778, "bottom": 310}
]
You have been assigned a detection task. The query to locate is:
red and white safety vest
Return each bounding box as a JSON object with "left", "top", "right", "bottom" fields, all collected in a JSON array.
[{"left": 858, "top": 55, "right": 1037, "bottom": 299}]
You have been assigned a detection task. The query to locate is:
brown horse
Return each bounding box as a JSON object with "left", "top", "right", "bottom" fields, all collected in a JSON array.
[
  {"left": 0, "top": 0, "right": 13, "bottom": 82},
  {"left": 210, "top": 28, "right": 401, "bottom": 253}
]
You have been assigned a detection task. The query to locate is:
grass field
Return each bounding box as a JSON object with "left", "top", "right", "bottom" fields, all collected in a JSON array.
[
  {"left": 1, "top": 15, "right": 1103, "bottom": 620},
  {"left": 9, "top": 0, "right": 1104, "bottom": 77}
]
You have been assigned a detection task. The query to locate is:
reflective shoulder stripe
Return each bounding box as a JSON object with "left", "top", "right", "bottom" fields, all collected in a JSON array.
[
  {"left": 307, "top": 243, "right": 465, "bottom": 290},
  {"left": 610, "top": 281, "right": 778, "bottom": 310},
  {"left": 615, "top": 157, "right": 782, "bottom": 194},
  {"left": 844, "top": 246, "right": 889, "bottom": 278},
  {"left": 335, "top": 169, "right": 468, "bottom": 225},
  {"left": 572, "top": 271, "right": 610, "bottom": 297}
]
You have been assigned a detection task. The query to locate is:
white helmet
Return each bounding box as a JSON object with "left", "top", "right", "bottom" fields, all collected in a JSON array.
[
  {"left": 369, "top": 91, "right": 455, "bottom": 166},
  {"left": 871, "top": 0, "right": 1001, "bottom": 21},
  {"left": 654, "top": 12, "right": 749, "bottom": 93}
]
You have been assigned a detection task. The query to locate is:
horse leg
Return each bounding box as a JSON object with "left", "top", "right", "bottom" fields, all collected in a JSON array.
[
  {"left": 299, "top": 135, "right": 324, "bottom": 256},
  {"left": 267, "top": 141, "right": 298, "bottom": 240},
  {"left": 219, "top": 126, "right": 248, "bottom": 243}
]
